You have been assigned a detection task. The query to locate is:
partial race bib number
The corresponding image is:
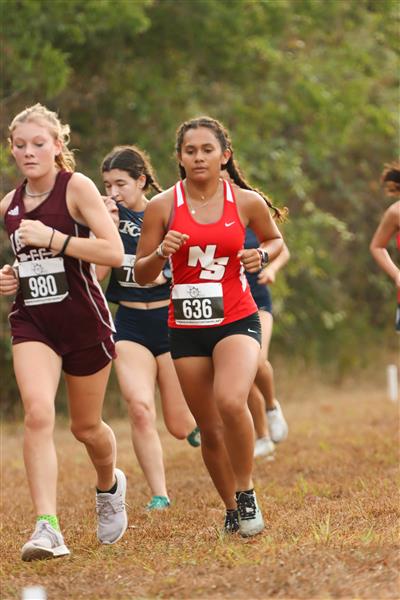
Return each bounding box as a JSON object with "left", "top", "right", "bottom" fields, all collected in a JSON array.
[
  {"left": 114, "top": 254, "right": 159, "bottom": 288},
  {"left": 114, "top": 254, "right": 137, "bottom": 287},
  {"left": 19, "top": 258, "right": 69, "bottom": 306},
  {"left": 172, "top": 282, "right": 224, "bottom": 325}
]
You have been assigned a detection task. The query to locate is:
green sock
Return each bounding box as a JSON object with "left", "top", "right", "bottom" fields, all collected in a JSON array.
[{"left": 37, "top": 514, "right": 60, "bottom": 531}]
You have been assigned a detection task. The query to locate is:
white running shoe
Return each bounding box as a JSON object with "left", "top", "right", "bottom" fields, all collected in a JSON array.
[
  {"left": 21, "top": 521, "right": 70, "bottom": 562},
  {"left": 266, "top": 400, "right": 288, "bottom": 443},
  {"left": 96, "top": 468, "right": 128, "bottom": 544},
  {"left": 254, "top": 436, "right": 275, "bottom": 458},
  {"left": 236, "top": 490, "right": 265, "bottom": 537}
]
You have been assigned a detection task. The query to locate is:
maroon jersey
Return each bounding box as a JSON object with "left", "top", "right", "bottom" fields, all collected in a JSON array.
[{"left": 4, "top": 170, "right": 114, "bottom": 354}]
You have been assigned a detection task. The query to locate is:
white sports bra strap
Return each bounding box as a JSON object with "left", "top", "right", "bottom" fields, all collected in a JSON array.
[
  {"left": 225, "top": 180, "right": 234, "bottom": 203},
  {"left": 176, "top": 182, "right": 184, "bottom": 207}
]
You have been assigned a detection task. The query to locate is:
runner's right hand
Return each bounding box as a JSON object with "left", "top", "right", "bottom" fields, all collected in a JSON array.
[
  {"left": 0, "top": 264, "right": 18, "bottom": 296},
  {"left": 102, "top": 196, "right": 119, "bottom": 227},
  {"left": 160, "top": 231, "right": 189, "bottom": 257}
]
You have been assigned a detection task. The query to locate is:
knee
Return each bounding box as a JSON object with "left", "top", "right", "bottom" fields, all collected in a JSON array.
[
  {"left": 199, "top": 424, "right": 225, "bottom": 450},
  {"left": 128, "top": 401, "right": 155, "bottom": 431},
  {"left": 216, "top": 393, "right": 247, "bottom": 425},
  {"left": 24, "top": 404, "right": 55, "bottom": 432},
  {"left": 70, "top": 421, "right": 100, "bottom": 445}
]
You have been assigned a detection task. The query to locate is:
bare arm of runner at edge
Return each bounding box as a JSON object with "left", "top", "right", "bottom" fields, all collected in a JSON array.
[
  {"left": 134, "top": 188, "right": 189, "bottom": 286},
  {"left": 370, "top": 200, "right": 400, "bottom": 287},
  {"left": 0, "top": 192, "right": 19, "bottom": 296},
  {"left": 235, "top": 187, "right": 283, "bottom": 273},
  {"left": 17, "top": 173, "right": 124, "bottom": 268}
]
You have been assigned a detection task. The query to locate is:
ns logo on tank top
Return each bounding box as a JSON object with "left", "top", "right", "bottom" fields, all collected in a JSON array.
[
  {"left": 188, "top": 245, "right": 229, "bottom": 280},
  {"left": 172, "top": 244, "right": 229, "bottom": 325}
]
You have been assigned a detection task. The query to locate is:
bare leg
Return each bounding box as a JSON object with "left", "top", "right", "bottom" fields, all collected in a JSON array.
[
  {"left": 248, "top": 384, "right": 268, "bottom": 439},
  {"left": 156, "top": 351, "right": 197, "bottom": 439},
  {"left": 173, "top": 356, "right": 236, "bottom": 509},
  {"left": 213, "top": 335, "right": 260, "bottom": 491},
  {"left": 67, "top": 363, "right": 116, "bottom": 491},
  {"left": 114, "top": 341, "right": 167, "bottom": 498},
  {"left": 13, "top": 342, "right": 61, "bottom": 515},
  {"left": 254, "top": 310, "right": 276, "bottom": 410}
]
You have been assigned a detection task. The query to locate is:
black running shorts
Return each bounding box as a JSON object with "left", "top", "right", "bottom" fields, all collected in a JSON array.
[{"left": 169, "top": 312, "right": 261, "bottom": 359}]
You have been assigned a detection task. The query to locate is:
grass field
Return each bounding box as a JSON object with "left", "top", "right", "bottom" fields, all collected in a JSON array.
[{"left": 1, "top": 378, "right": 399, "bottom": 599}]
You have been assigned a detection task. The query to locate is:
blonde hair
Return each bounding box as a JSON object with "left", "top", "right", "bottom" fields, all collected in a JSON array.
[{"left": 8, "top": 103, "right": 75, "bottom": 172}]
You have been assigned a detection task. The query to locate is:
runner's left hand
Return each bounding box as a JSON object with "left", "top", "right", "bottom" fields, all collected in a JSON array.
[
  {"left": 18, "top": 220, "right": 53, "bottom": 249},
  {"left": 258, "top": 266, "right": 276, "bottom": 285},
  {"left": 237, "top": 248, "right": 261, "bottom": 272}
]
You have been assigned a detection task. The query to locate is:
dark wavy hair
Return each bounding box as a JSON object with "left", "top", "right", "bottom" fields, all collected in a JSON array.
[
  {"left": 101, "top": 145, "right": 162, "bottom": 193},
  {"left": 175, "top": 116, "right": 287, "bottom": 221},
  {"left": 381, "top": 161, "right": 400, "bottom": 197}
]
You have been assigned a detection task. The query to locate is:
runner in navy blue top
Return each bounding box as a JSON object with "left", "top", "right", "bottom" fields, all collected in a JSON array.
[
  {"left": 96, "top": 145, "right": 199, "bottom": 511},
  {"left": 0, "top": 104, "right": 127, "bottom": 561},
  {"left": 244, "top": 227, "right": 290, "bottom": 457}
]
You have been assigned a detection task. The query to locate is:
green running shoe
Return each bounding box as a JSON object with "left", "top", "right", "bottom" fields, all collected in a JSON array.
[
  {"left": 187, "top": 426, "right": 201, "bottom": 447},
  {"left": 146, "top": 495, "right": 170, "bottom": 511}
]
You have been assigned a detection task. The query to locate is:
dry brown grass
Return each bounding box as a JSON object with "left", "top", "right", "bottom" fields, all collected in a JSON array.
[{"left": 1, "top": 380, "right": 399, "bottom": 599}]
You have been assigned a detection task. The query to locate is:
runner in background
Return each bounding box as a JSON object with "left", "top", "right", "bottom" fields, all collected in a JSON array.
[
  {"left": 245, "top": 227, "right": 290, "bottom": 458},
  {"left": 0, "top": 104, "right": 127, "bottom": 561},
  {"left": 370, "top": 161, "right": 400, "bottom": 331},
  {"left": 134, "top": 116, "right": 285, "bottom": 536},
  {"left": 96, "top": 145, "right": 200, "bottom": 512},
  {"left": 220, "top": 166, "right": 290, "bottom": 458}
]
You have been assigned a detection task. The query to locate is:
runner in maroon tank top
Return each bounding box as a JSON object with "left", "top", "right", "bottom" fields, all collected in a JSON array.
[
  {"left": 134, "top": 117, "right": 284, "bottom": 537},
  {"left": 369, "top": 162, "right": 400, "bottom": 331},
  {"left": 0, "top": 104, "right": 128, "bottom": 561}
]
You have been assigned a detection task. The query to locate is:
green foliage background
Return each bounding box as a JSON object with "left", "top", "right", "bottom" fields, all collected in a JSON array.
[{"left": 1, "top": 0, "right": 398, "bottom": 413}]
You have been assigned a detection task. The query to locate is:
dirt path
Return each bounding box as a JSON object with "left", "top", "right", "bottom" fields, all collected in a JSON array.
[{"left": 1, "top": 382, "right": 399, "bottom": 599}]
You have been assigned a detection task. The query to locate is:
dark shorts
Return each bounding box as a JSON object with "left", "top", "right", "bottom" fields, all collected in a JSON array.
[
  {"left": 12, "top": 330, "right": 116, "bottom": 377},
  {"left": 114, "top": 304, "right": 170, "bottom": 357},
  {"left": 169, "top": 312, "right": 261, "bottom": 359}
]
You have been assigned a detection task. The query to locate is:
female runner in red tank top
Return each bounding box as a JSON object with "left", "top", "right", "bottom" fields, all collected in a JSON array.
[
  {"left": 370, "top": 161, "right": 400, "bottom": 331},
  {"left": 134, "top": 117, "right": 284, "bottom": 537},
  {"left": 0, "top": 104, "right": 128, "bottom": 561}
]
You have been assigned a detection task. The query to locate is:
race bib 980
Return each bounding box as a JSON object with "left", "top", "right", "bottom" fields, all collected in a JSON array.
[
  {"left": 172, "top": 282, "right": 224, "bottom": 325},
  {"left": 19, "top": 258, "right": 69, "bottom": 306}
]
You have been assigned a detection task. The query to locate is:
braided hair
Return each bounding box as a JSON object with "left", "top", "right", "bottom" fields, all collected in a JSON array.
[
  {"left": 381, "top": 161, "right": 400, "bottom": 197},
  {"left": 101, "top": 145, "right": 162, "bottom": 194},
  {"left": 175, "top": 116, "right": 287, "bottom": 222}
]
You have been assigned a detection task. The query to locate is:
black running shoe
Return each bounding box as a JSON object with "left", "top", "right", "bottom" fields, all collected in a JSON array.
[{"left": 224, "top": 509, "right": 239, "bottom": 533}]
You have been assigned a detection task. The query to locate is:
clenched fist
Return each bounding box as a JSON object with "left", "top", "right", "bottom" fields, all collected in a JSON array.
[
  {"left": 18, "top": 219, "right": 53, "bottom": 248},
  {"left": 0, "top": 264, "right": 18, "bottom": 296}
]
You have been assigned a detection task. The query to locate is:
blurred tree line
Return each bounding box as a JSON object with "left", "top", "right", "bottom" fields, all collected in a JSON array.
[{"left": 1, "top": 0, "right": 398, "bottom": 413}]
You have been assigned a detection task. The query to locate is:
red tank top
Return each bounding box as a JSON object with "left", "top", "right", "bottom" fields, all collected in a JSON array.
[
  {"left": 4, "top": 170, "right": 114, "bottom": 353},
  {"left": 168, "top": 179, "right": 257, "bottom": 328}
]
